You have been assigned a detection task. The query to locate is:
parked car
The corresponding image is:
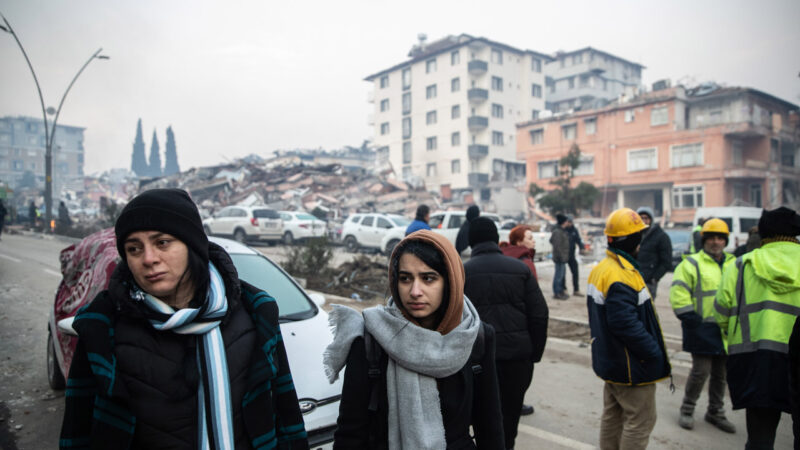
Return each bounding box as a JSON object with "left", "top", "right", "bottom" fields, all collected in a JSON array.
[
  {"left": 203, "top": 205, "right": 283, "bottom": 244},
  {"left": 664, "top": 228, "right": 692, "bottom": 270},
  {"left": 47, "top": 229, "right": 341, "bottom": 448},
  {"left": 427, "top": 211, "right": 511, "bottom": 256},
  {"left": 279, "top": 211, "right": 326, "bottom": 244},
  {"left": 340, "top": 213, "right": 411, "bottom": 253},
  {"left": 693, "top": 206, "right": 762, "bottom": 252}
]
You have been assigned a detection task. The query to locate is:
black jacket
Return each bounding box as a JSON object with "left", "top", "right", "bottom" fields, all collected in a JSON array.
[
  {"left": 566, "top": 225, "right": 583, "bottom": 260},
  {"left": 463, "top": 242, "right": 549, "bottom": 362},
  {"left": 333, "top": 326, "right": 505, "bottom": 449},
  {"left": 637, "top": 223, "right": 672, "bottom": 282}
]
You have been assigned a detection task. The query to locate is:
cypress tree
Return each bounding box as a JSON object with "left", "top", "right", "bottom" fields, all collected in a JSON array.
[
  {"left": 148, "top": 129, "right": 162, "bottom": 177},
  {"left": 163, "top": 126, "right": 180, "bottom": 175},
  {"left": 130, "top": 119, "right": 148, "bottom": 176}
]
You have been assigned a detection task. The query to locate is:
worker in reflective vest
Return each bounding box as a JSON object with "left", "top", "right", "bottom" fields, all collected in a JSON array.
[
  {"left": 714, "top": 206, "right": 800, "bottom": 449},
  {"left": 670, "top": 218, "right": 736, "bottom": 433}
]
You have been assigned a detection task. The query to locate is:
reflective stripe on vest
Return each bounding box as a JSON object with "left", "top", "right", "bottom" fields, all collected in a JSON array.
[{"left": 673, "top": 256, "right": 719, "bottom": 322}]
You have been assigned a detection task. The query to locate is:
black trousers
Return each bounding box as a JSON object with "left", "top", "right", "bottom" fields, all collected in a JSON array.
[
  {"left": 496, "top": 360, "right": 534, "bottom": 449},
  {"left": 564, "top": 257, "right": 579, "bottom": 292},
  {"left": 745, "top": 407, "right": 782, "bottom": 450}
]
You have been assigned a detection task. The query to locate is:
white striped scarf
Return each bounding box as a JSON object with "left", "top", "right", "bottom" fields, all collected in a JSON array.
[{"left": 137, "top": 263, "right": 233, "bottom": 450}]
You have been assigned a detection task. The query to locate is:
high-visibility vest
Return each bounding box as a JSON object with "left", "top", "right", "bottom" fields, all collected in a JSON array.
[{"left": 670, "top": 251, "right": 735, "bottom": 322}]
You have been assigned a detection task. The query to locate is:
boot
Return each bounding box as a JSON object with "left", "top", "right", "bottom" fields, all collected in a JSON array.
[
  {"left": 678, "top": 412, "right": 694, "bottom": 430},
  {"left": 705, "top": 411, "right": 736, "bottom": 433},
  {"left": 521, "top": 404, "right": 534, "bottom": 416}
]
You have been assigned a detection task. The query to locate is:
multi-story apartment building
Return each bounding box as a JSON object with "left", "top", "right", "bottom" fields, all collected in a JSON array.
[
  {"left": 545, "top": 47, "right": 644, "bottom": 113},
  {"left": 365, "top": 34, "right": 551, "bottom": 212},
  {"left": 0, "top": 116, "right": 86, "bottom": 194},
  {"left": 517, "top": 84, "right": 800, "bottom": 223}
]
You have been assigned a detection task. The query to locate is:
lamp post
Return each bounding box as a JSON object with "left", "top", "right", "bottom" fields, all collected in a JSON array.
[{"left": 0, "top": 13, "right": 108, "bottom": 231}]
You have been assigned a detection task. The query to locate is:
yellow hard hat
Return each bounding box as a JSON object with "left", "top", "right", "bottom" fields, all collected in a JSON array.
[
  {"left": 701, "top": 218, "right": 729, "bottom": 235},
  {"left": 604, "top": 208, "right": 647, "bottom": 237}
]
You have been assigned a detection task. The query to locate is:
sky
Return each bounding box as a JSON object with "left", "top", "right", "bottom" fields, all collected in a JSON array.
[{"left": 1, "top": 0, "right": 798, "bottom": 175}]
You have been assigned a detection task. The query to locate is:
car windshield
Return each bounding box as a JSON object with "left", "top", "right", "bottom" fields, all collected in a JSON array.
[
  {"left": 296, "top": 213, "right": 317, "bottom": 220},
  {"left": 665, "top": 229, "right": 691, "bottom": 244},
  {"left": 388, "top": 216, "right": 412, "bottom": 227},
  {"left": 228, "top": 253, "right": 315, "bottom": 320}
]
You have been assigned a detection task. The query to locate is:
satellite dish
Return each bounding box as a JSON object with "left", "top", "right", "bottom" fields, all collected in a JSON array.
[{"left": 46, "top": 107, "right": 56, "bottom": 115}]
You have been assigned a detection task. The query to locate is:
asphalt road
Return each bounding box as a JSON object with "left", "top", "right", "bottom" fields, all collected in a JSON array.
[{"left": 0, "top": 233, "right": 794, "bottom": 449}]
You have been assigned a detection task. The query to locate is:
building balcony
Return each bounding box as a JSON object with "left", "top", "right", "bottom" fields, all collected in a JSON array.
[
  {"left": 468, "top": 144, "right": 488, "bottom": 159},
  {"left": 468, "top": 172, "right": 489, "bottom": 187},
  {"left": 467, "top": 88, "right": 488, "bottom": 103},
  {"left": 468, "top": 116, "right": 488, "bottom": 131},
  {"left": 468, "top": 60, "right": 488, "bottom": 74}
]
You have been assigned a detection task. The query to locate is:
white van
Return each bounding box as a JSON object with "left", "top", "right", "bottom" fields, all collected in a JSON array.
[{"left": 692, "top": 207, "right": 762, "bottom": 252}]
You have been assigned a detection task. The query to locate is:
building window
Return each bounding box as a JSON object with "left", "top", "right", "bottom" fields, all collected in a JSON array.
[
  {"left": 380, "top": 122, "right": 390, "bottom": 135},
  {"left": 379, "top": 76, "right": 389, "bottom": 89},
  {"left": 573, "top": 156, "right": 595, "bottom": 176},
  {"left": 731, "top": 140, "right": 743, "bottom": 166},
  {"left": 402, "top": 141, "right": 412, "bottom": 163},
  {"left": 531, "top": 58, "right": 542, "bottom": 73},
  {"left": 451, "top": 132, "right": 460, "bottom": 146},
  {"left": 781, "top": 142, "right": 796, "bottom": 167},
  {"left": 380, "top": 99, "right": 389, "bottom": 112},
  {"left": 531, "top": 84, "right": 542, "bottom": 98},
  {"left": 492, "top": 131, "right": 504, "bottom": 146},
  {"left": 561, "top": 124, "right": 577, "bottom": 140},
  {"left": 750, "top": 184, "right": 762, "bottom": 207},
  {"left": 451, "top": 50, "right": 460, "bottom": 65},
  {"left": 624, "top": 109, "right": 635, "bottom": 123},
  {"left": 579, "top": 75, "right": 590, "bottom": 88},
  {"left": 531, "top": 109, "right": 540, "bottom": 120},
  {"left": 672, "top": 185, "right": 704, "bottom": 209},
  {"left": 426, "top": 58, "right": 437, "bottom": 73},
  {"left": 402, "top": 166, "right": 412, "bottom": 179},
  {"left": 426, "top": 110, "right": 437, "bottom": 125},
  {"left": 491, "top": 49, "right": 503, "bottom": 64},
  {"left": 628, "top": 148, "right": 658, "bottom": 172},
  {"left": 733, "top": 183, "right": 744, "bottom": 201},
  {"left": 402, "top": 68, "right": 411, "bottom": 90},
  {"left": 573, "top": 53, "right": 583, "bottom": 64},
  {"left": 651, "top": 106, "right": 669, "bottom": 126},
  {"left": 671, "top": 143, "right": 703, "bottom": 168},
  {"left": 402, "top": 117, "right": 411, "bottom": 139},
  {"left": 426, "top": 136, "right": 437, "bottom": 151},
  {"left": 584, "top": 117, "right": 597, "bottom": 135},
  {"left": 491, "top": 103, "right": 503, "bottom": 118},
  {"left": 538, "top": 160, "right": 559, "bottom": 179},
  {"left": 426, "top": 84, "right": 437, "bottom": 99},
  {"left": 451, "top": 159, "right": 461, "bottom": 174},
  {"left": 567, "top": 77, "right": 575, "bottom": 89},
  {"left": 530, "top": 129, "right": 544, "bottom": 145},
  {"left": 491, "top": 76, "right": 503, "bottom": 91},
  {"left": 451, "top": 77, "right": 460, "bottom": 92},
  {"left": 402, "top": 92, "right": 411, "bottom": 114},
  {"left": 451, "top": 105, "right": 461, "bottom": 119},
  {"left": 426, "top": 162, "right": 437, "bottom": 176}
]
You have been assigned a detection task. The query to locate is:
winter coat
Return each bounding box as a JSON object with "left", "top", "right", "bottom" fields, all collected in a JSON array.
[
  {"left": 637, "top": 223, "right": 672, "bottom": 283},
  {"left": 500, "top": 244, "right": 538, "bottom": 280},
  {"left": 464, "top": 242, "right": 549, "bottom": 362},
  {"left": 550, "top": 227, "right": 570, "bottom": 263},
  {"left": 405, "top": 219, "right": 431, "bottom": 236},
  {"left": 566, "top": 226, "right": 583, "bottom": 260},
  {"left": 333, "top": 326, "right": 505, "bottom": 450},
  {"left": 60, "top": 243, "right": 308, "bottom": 450},
  {"left": 455, "top": 221, "right": 471, "bottom": 255}
]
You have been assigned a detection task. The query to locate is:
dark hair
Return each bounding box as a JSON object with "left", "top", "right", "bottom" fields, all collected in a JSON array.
[
  {"left": 391, "top": 240, "right": 450, "bottom": 325},
  {"left": 701, "top": 232, "right": 729, "bottom": 247},
  {"left": 415, "top": 204, "right": 430, "bottom": 221}
]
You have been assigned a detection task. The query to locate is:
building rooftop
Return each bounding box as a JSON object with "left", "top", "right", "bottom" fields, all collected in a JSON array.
[{"left": 548, "top": 46, "right": 645, "bottom": 69}]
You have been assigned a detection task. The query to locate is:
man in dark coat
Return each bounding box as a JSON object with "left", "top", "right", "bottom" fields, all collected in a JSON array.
[
  {"left": 565, "top": 215, "right": 584, "bottom": 296},
  {"left": 549, "top": 214, "right": 570, "bottom": 300},
  {"left": 0, "top": 199, "right": 6, "bottom": 240},
  {"left": 463, "top": 217, "right": 549, "bottom": 449},
  {"left": 636, "top": 207, "right": 672, "bottom": 300},
  {"left": 455, "top": 205, "right": 480, "bottom": 255}
]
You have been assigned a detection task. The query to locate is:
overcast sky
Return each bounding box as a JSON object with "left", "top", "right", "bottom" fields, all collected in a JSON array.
[{"left": 1, "top": 0, "right": 798, "bottom": 174}]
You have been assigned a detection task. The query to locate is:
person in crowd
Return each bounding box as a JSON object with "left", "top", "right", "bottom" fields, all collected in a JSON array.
[
  {"left": 28, "top": 200, "right": 37, "bottom": 228},
  {"left": 714, "top": 206, "right": 800, "bottom": 449},
  {"left": 325, "top": 230, "right": 505, "bottom": 449},
  {"left": 0, "top": 199, "right": 6, "bottom": 240},
  {"left": 58, "top": 200, "right": 72, "bottom": 229},
  {"left": 669, "top": 218, "right": 736, "bottom": 433},
  {"left": 455, "top": 205, "right": 480, "bottom": 255},
  {"left": 565, "top": 215, "right": 584, "bottom": 297},
  {"left": 636, "top": 207, "right": 672, "bottom": 300},
  {"left": 733, "top": 226, "right": 761, "bottom": 257},
  {"left": 463, "top": 217, "right": 549, "bottom": 447},
  {"left": 405, "top": 204, "right": 431, "bottom": 236},
  {"left": 60, "top": 188, "right": 308, "bottom": 449},
  {"left": 500, "top": 224, "right": 538, "bottom": 280},
  {"left": 690, "top": 218, "right": 706, "bottom": 254},
  {"left": 550, "top": 214, "right": 570, "bottom": 300},
  {"left": 587, "top": 208, "right": 671, "bottom": 450},
  {"left": 789, "top": 316, "right": 800, "bottom": 449}
]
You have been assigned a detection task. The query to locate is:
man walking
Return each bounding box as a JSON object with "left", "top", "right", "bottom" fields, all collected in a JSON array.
[
  {"left": 0, "top": 199, "right": 6, "bottom": 240},
  {"left": 455, "top": 205, "right": 480, "bottom": 255},
  {"left": 714, "top": 206, "right": 800, "bottom": 449},
  {"left": 565, "top": 215, "right": 584, "bottom": 297},
  {"left": 550, "top": 214, "right": 570, "bottom": 300},
  {"left": 670, "top": 218, "right": 736, "bottom": 433},
  {"left": 405, "top": 204, "right": 431, "bottom": 235},
  {"left": 636, "top": 207, "right": 673, "bottom": 300},
  {"left": 588, "top": 208, "right": 671, "bottom": 450},
  {"left": 464, "top": 217, "right": 549, "bottom": 450}
]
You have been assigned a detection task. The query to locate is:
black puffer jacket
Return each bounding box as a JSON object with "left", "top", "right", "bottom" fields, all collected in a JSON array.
[
  {"left": 637, "top": 223, "right": 673, "bottom": 282},
  {"left": 463, "top": 242, "right": 549, "bottom": 362}
]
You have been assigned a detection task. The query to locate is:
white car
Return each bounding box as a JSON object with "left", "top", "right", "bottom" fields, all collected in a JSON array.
[
  {"left": 341, "top": 213, "right": 411, "bottom": 253},
  {"left": 203, "top": 205, "right": 283, "bottom": 244},
  {"left": 428, "top": 211, "right": 506, "bottom": 255},
  {"left": 279, "top": 211, "right": 326, "bottom": 244}
]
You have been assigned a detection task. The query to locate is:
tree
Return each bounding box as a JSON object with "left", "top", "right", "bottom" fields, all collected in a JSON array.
[
  {"left": 163, "top": 126, "right": 180, "bottom": 176},
  {"left": 148, "top": 129, "right": 162, "bottom": 177},
  {"left": 529, "top": 143, "right": 600, "bottom": 216},
  {"left": 130, "top": 119, "right": 148, "bottom": 176}
]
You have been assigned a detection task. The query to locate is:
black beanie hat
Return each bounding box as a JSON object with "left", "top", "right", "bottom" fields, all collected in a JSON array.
[
  {"left": 556, "top": 213, "right": 568, "bottom": 225},
  {"left": 468, "top": 216, "right": 499, "bottom": 247},
  {"left": 466, "top": 205, "right": 480, "bottom": 221},
  {"left": 115, "top": 188, "right": 209, "bottom": 263},
  {"left": 758, "top": 206, "right": 800, "bottom": 239}
]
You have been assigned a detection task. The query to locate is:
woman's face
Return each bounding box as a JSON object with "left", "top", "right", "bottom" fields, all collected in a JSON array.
[
  {"left": 397, "top": 252, "right": 445, "bottom": 330},
  {"left": 123, "top": 230, "right": 193, "bottom": 307},
  {"left": 520, "top": 230, "right": 536, "bottom": 250}
]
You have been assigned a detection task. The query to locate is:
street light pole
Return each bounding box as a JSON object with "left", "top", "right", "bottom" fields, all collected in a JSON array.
[{"left": 0, "top": 13, "right": 107, "bottom": 231}]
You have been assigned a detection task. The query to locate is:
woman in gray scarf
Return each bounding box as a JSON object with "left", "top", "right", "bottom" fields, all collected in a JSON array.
[{"left": 324, "top": 230, "right": 505, "bottom": 449}]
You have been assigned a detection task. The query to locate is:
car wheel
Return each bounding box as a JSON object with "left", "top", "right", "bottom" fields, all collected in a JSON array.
[
  {"left": 47, "top": 332, "right": 65, "bottom": 390},
  {"left": 344, "top": 236, "right": 358, "bottom": 252},
  {"left": 283, "top": 231, "right": 294, "bottom": 245},
  {"left": 384, "top": 239, "right": 400, "bottom": 256},
  {"left": 233, "top": 228, "right": 247, "bottom": 243},
  {"left": 203, "top": 225, "right": 212, "bottom": 235}
]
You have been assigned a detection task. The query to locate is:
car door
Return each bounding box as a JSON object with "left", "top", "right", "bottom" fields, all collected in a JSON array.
[
  {"left": 374, "top": 216, "right": 394, "bottom": 248},
  {"left": 359, "top": 215, "right": 377, "bottom": 247},
  {"left": 212, "top": 207, "right": 234, "bottom": 235}
]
